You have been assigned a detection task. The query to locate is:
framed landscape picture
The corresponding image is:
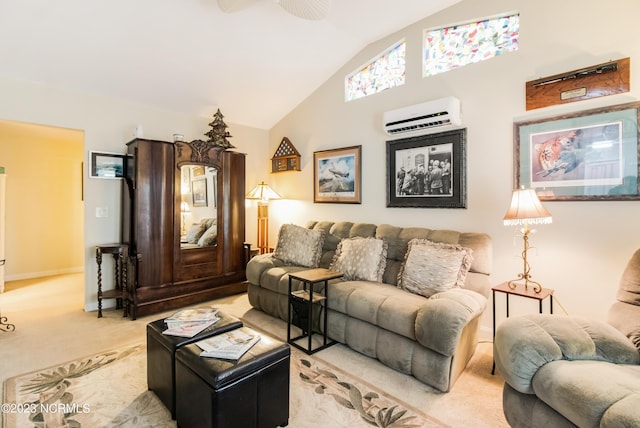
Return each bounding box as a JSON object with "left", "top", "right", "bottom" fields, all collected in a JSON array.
[
  {"left": 514, "top": 101, "right": 640, "bottom": 201},
  {"left": 386, "top": 129, "right": 466, "bottom": 208},
  {"left": 191, "top": 178, "right": 208, "bottom": 207},
  {"left": 89, "top": 151, "right": 126, "bottom": 179},
  {"left": 313, "top": 145, "right": 362, "bottom": 203}
]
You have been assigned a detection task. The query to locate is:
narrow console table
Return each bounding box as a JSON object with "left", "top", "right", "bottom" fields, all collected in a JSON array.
[
  {"left": 96, "top": 244, "right": 128, "bottom": 318},
  {"left": 287, "top": 268, "right": 342, "bottom": 354}
]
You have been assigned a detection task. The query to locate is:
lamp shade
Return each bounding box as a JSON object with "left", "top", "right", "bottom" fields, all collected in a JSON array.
[
  {"left": 503, "top": 188, "right": 552, "bottom": 226},
  {"left": 246, "top": 181, "right": 281, "bottom": 202}
]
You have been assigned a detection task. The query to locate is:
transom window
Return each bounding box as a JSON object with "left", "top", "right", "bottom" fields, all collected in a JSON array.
[
  {"left": 345, "top": 39, "right": 406, "bottom": 102},
  {"left": 423, "top": 13, "right": 520, "bottom": 77}
]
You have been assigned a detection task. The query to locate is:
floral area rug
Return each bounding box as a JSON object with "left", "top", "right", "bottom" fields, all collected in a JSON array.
[{"left": 3, "top": 342, "right": 447, "bottom": 428}]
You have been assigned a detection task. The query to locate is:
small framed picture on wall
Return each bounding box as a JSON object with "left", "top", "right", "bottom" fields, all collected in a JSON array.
[
  {"left": 89, "top": 151, "right": 126, "bottom": 179},
  {"left": 313, "top": 145, "right": 362, "bottom": 204}
]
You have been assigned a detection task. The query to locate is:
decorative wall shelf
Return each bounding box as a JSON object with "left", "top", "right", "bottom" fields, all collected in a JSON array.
[
  {"left": 271, "top": 137, "right": 301, "bottom": 173},
  {"left": 525, "top": 57, "right": 630, "bottom": 110}
]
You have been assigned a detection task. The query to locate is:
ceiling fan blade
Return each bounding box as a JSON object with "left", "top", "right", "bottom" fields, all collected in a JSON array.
[
  {"left": 217, "top": 0, "right": 260, "bottom": 13},
  {"left": 277, "top": 0, "right": 331, "bottom": 20}
]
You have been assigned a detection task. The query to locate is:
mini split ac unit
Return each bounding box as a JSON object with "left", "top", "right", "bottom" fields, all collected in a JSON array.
[{"left": 383, "top": 96, "right": 461, "bottom": 138}]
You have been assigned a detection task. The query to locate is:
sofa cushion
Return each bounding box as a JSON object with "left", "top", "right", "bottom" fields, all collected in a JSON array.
[
  {"left": 329, "top": 237, "right": 387, "bottom": 282},
  {"left": 273, "top": 224, "right": 325, "bottom": 268},
  {"left": 397, "top": 239, "right": 473, "bottom": 298},
  {"left": 629, "top": 328, "right": 640, "bottom": 352},
  {"left": 494, "top": 315, "right": 640, "bottom": 395},
  {"left": 533, "top": 360, "right": 640, "bottom": 428},
  {"left": 617, "top": 248, "right": 640, "bottom": 306}
]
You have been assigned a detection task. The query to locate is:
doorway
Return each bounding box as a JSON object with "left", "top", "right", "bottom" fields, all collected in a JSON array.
[{"left": 0, "top": 119, "right": 84, "bottom": 292}]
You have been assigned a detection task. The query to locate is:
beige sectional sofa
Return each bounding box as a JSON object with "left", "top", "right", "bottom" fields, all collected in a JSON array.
[{"left": 246, "top": 220, "right": 492, "bottom": 392}]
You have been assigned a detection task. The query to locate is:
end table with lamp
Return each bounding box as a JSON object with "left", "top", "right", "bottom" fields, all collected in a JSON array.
[{"left": 493, "top": 187, "right": 554, "bottom": 374}]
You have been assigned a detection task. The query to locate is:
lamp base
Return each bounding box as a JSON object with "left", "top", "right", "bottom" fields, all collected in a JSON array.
[
  {"left": 509, "top": 225, "right": 543, "bottom": 293},
  {"left": 0, "top": 316, "right": 15, "bottom": 332},
  {"left": 507, "top": 277, "right": 542, "bottom": 293}
]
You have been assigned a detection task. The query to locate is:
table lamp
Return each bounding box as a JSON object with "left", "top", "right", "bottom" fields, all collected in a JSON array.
[
  {"left": 246, "top": 181, "right": 281, "bottom": 254},
  {"left": 503, "top": 187, "right": 552, "bottom": 293}
]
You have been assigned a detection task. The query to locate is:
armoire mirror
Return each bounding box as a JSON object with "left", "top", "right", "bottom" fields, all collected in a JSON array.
[{"left": 179, "top": 165, "right": 218, "bottom": 249}]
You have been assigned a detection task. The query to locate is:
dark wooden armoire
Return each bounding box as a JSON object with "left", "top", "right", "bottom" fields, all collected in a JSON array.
[{"left": 121, "top": 138, "right": 247, "bottom": 319}]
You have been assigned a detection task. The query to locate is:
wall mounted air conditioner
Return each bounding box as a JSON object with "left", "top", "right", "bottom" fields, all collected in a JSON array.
[{"left": 383, "top": 96, "right": 461, "bottom": 138}]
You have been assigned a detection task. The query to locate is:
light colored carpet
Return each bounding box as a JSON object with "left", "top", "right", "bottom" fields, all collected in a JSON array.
[
  {"left": 3, "top": 341, "right": 446, "bottom": 428},
  {"left": 0, "top": 274, "right": 508, "bottom": 427}
]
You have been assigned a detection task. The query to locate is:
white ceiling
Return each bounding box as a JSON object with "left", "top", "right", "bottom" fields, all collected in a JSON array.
[{"left": 0, "top": 0, "right": 460, "bottom": 129}]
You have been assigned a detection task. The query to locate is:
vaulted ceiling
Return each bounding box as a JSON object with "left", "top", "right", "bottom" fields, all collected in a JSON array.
[{"left": 0, "top": 0, "right": 460, "bottom": 129}]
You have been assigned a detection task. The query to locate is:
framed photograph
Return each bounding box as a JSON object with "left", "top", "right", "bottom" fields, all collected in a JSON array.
[
  {"left": 191, "top": 178, "right": 208, "bottom": 207},
  {"left": 89, "top": 151, "right": 126, "bottom": 179},
  {"left": 313, "top": 145, "right": 362, "bottom": 203},
  {"left": 515, "top": 101, "right": 640, "bottom": 201},
  {"left": 386, "top": 129, "right": 466, "bottom": 208}
]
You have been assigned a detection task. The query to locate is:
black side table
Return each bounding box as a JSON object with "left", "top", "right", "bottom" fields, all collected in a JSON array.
[
  {"left": 492, "top": 281, "right": 554, "bottom": 374},
  {"left": 96, "top": 244, "right": 128, "bottom": 318},
  {"left": 287, "top": 268, "right": 342, "bottom": 354}
]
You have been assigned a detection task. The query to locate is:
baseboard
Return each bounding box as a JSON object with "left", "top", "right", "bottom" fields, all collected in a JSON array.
[{"left": 6, "top": 267, "right": 84, "bottom": 282}]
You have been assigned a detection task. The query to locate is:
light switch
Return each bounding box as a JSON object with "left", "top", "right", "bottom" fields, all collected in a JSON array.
[{"left": 96, "top": 207, "right": 109, "bottom": 218}]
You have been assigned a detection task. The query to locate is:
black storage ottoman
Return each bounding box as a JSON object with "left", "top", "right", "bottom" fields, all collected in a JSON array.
[
  {"left": 175, "top": 329, "right": 290, "bottom": 428},
  {"left": 146, "top": 312, "right": 243, "bottom": 419}
]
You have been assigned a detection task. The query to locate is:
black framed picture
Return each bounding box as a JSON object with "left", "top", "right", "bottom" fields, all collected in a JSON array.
[
  {"left": 386, "top": 129, "right": 466, "bottom": 208},
  {"left": 89, "top": 151, "right": 126, "bottom": 179}
]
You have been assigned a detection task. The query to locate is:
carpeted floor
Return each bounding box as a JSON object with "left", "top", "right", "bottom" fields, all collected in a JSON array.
[
  {"left": 4, "top": 340, "right": 447, "bottom": 428},
  {"left": 0, "top": 274, "right": 508, "bottom": 427}
]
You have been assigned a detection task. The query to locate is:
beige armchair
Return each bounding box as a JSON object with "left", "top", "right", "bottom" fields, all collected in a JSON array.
[{"left": 494, "top": 249, "right": 640, "bottom": 427}]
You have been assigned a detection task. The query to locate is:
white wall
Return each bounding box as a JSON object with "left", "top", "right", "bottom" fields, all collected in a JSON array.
[
  {"left": 267, "top": 0, "right": 640, "bottom": 331},
  {"left": 0, "top": 76, "right": 269, "bottom": 310}
]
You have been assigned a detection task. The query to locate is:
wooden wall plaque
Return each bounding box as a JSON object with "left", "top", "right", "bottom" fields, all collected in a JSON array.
[
  {"left": 525, "top": 57, "right": 630, "bottom": 110},
  {"left": 271, "top": 137, "right": 301, "bottom": 173}
]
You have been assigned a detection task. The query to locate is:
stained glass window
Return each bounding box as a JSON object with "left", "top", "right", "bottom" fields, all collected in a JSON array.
[
  {"left": 345, "top": 39, "right": 405, "bottom": 102},
  {"left": 423, "top": 13, "right": 519, "bottom": 77}
]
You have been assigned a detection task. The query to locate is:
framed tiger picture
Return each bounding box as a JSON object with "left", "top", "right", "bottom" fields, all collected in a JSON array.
[{"left": 514, "top": 101, "right": 640, "bottom": 201}]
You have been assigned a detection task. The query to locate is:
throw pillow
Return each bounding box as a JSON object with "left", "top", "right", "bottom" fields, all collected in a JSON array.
[
  {"left": 186, "top": 222, "right": 207, "bottom": 244},
  {"left": 201, "top": 217, "right": 216, "bottom": 229},
  {"left": 329, "top": 237, "right": 387, "bottom": 282},
  {"left": 273, "top": 224, "right": 326, "bottom": 268},
  {"left": 397, "top": 239, "right": 473, "bottom": 298},
  {"left": 197, "top": 225, "right": 217, "bottom": 246}
]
